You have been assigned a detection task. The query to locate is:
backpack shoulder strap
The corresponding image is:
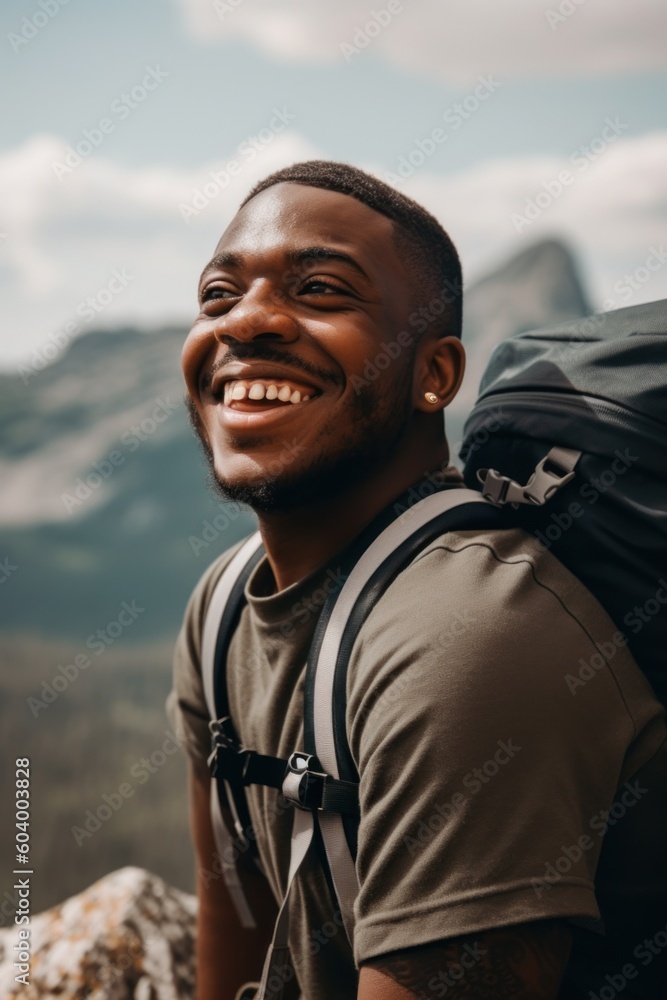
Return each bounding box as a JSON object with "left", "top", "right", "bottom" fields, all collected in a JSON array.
[
  {"left": 201, "top": 530, "right": 264, "bottom": 928},
  {"left": 303, "top": 488, "right": 509, "bottom": 944}
]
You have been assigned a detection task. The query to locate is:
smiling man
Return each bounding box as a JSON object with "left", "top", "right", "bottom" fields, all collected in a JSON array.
[{"left": 167, "top": 161, "right": 667, "bottom": 1000}]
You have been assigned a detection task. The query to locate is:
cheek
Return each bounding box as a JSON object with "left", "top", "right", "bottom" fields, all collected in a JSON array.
[{"left": 181, "top": 322, "right": 212, "bottom": 391}]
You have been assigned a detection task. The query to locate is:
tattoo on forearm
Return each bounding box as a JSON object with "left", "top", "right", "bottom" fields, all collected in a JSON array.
[{"left": 362, "top": 919, "right": 572, "bottom": 998}]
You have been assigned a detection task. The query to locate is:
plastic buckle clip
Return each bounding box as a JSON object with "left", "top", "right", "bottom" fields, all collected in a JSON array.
[
  {"left": 521, "top": 450, "right": 577, "bottom": 505},
  {"left": 281, "top": 751, "right": 328, "bottom": 810},
  {"left": 208, "top": 716, "right": 248, "bottom": 780},
  {"left": 477, "top": 446, "right": 580, "bottom": 508}
]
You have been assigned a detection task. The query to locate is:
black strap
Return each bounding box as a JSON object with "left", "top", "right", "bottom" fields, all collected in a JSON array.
[
  {"left": 304, "top": 497, "right": 514, "bottom": 860},
  {"left": 209, "top": 491, "right": 515, "bottom": 850},
  {"left": 211, "top": 543, "right": 265, "bottom": 847},
  {"left": 209, "top": 720, "right": 360, "bottom": 816}
]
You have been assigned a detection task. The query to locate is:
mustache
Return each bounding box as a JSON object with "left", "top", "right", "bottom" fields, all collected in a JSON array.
[{"left": 198, "top": 343, "right": 340, "bottom": 393}]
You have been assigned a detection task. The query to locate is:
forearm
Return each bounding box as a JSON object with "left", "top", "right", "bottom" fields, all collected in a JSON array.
[
  {"left": 359, "top": 919, "right": 573, "bottom": 1000},
  {"left": 190, "top": 761, "right": 278, "bottom": 1000},
  {"left": 196, "top": 862, "right": 274, "bottom": 1000}
]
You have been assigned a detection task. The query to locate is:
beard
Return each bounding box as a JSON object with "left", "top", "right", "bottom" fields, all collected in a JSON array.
[{"left": 185, "top": 366, "right": 414, "bottom": 514}]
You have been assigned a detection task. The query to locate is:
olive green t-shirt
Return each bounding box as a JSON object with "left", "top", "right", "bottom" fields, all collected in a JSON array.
[{"left": 167, "top": 484, "right": 667, "bottom": 998}]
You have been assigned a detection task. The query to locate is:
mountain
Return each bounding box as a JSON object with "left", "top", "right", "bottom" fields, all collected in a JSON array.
[
  {"left": 446, "top": 238, "right": 591, "bottom": 450},
  {"left": 0, "top": 238, "right": 589, "bottom": 640}
]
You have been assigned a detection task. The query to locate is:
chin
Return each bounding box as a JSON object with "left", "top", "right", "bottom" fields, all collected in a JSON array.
[{"left": 211, "top": 468, "right": 309, "bottom": 514}]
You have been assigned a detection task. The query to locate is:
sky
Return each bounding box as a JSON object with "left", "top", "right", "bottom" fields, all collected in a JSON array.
[{"left": 1, "top": 0, "right": 666, "bottom": 371}]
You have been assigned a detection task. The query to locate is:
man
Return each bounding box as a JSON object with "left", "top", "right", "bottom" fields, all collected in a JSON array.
[{"left": 167, "top": 161, "right": 667, "bottom": 999}]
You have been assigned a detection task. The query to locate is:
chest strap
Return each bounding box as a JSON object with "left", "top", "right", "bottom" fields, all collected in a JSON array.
[{"left": 209, "top": 716, "right": 360, "bottom": 817}]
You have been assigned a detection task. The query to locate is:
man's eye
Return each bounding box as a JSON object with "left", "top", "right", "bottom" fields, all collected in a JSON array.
[
  {"left": 202, "top": 286, "right": 237, "bottom": 302},
  {"left": 299, "top": 279, "right": 346, "bottom": 295}
]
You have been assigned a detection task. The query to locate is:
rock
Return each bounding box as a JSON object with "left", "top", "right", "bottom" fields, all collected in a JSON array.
[{"left": 0, "top": 867, "right": 196, "bottom": 999}]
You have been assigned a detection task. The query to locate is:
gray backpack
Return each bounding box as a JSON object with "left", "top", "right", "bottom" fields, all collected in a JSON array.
[{"left": 201, "top": 297, "right": 667, "bottom": 999}]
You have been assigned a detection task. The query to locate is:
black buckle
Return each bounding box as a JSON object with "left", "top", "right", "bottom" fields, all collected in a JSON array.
[
  {"left": 281, "top": 751, "right": 328, "bottom": 810},
  {"left": 208, "top": 716, "right": 250, "bottom": 781}
]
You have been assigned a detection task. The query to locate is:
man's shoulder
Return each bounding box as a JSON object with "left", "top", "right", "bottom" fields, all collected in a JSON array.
[
  {"left": 353, "top": 522, "right": 624, "bottom": 666},
  {"left": 406, "top": 524, "right": 599, "bottom": 617}
]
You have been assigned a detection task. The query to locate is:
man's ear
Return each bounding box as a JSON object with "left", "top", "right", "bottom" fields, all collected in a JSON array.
[{"left": 414, "top": 335, "right": 466, "bottom": 412}]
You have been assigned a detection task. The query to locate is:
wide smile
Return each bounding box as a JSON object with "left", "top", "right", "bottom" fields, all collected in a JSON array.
[
  {"left": 222, "top": 376, "right": 319, "bottom": 410},
  {"left": 209, "top": 371, "right": 326, "bottom": 431}
]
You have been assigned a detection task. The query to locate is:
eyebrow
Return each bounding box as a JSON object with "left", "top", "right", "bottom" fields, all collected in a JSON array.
[
  {"left": 286, "top": 246, "right": 370, "bottom": 281},
  {"left": 198, "top": 245, "right": 371, "bottom": 287}
]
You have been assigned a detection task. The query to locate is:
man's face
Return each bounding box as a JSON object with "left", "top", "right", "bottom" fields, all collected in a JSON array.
[{"left": 182, "top": 182, "right": 419, "bottom": 511}]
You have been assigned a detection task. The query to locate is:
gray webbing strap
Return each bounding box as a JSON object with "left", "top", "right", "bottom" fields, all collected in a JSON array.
[
  {"left": 311, "top": 489, "right": 494, "bottom": 945},
  {"left": 255, "top": 806, "right": 315, "bottom": 1000},
  {"left": 209, "top": 781, "right": 257, "bottom": 930},
  {"left": 202, "top": 531, "right": 263, "bottom": 929}
]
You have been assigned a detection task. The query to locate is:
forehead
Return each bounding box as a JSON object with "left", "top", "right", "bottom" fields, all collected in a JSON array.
[{"left": 215, "top": 182, "right": 404, "bottom": 282}]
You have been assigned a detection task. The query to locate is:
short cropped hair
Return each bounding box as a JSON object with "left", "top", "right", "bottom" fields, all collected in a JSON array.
[{"left": 240, "top": 160, "right": 463, "bottom": 339}]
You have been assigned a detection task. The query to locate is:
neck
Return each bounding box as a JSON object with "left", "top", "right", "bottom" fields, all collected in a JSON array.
[{"left": 256, "top": 433, "right": 450, "bottom": 591}]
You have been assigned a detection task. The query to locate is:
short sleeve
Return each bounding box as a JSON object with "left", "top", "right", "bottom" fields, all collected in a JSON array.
[
  {"left": 165, "top": 541, "right": 246, "bottom": 768},
  {"left": 346, "top": 529, "right": 666, "bottom": 966}
]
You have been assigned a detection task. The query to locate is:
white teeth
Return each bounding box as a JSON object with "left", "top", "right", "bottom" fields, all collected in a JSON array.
[{"left": 224, "top": 378, "right": 315, "bottom": 405}]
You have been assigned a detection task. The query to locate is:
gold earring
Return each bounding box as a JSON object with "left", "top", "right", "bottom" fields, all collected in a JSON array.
[{"left": 424, "top": 392, "right": 438, "bottom": 403}]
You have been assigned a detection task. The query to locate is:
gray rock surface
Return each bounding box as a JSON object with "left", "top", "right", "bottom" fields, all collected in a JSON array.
[{"left": 0, "top": 867, "right": 196, "bottom": 999}]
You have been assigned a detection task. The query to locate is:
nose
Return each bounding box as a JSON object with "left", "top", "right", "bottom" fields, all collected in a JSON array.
[{"left": 213, "top": 279, "right": 299, "bottom": 347}]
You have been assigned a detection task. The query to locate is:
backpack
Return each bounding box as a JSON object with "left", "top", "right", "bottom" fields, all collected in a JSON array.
[{"left": 201, "top": 296, "right": 667, "bottom": 1000}]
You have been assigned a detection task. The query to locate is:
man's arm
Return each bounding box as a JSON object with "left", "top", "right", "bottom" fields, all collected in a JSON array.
[
  {"left": 358, "top": 919, "right": 572, "bottom": 999},
  {"left": 189, "top": 760, "right": 282, "bottom": 1000}
]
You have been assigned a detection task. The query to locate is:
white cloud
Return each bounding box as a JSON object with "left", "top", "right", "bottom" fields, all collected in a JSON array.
[
  {"left": 0, "top": 130, "right": 319, "bottom": 370},
  {"left": 173, "top": 0, "right": 667, "bottom": 83},
  {"left": 1, "top": 129, "right": 666, "bottom": 372}
]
